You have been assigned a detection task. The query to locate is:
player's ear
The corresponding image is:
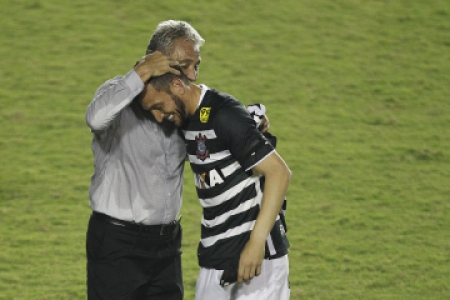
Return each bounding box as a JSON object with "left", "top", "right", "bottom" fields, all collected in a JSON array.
[{"left": 170, "top": 78, "right": 186, "bottom": 96}]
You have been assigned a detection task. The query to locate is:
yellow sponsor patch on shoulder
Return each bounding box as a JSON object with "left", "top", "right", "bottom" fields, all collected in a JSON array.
[{"left": 200, "top": 107, "right": 211, "bottom": 123}]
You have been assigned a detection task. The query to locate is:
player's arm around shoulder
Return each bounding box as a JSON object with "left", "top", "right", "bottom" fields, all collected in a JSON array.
[{"left": 237, "top": 151, "right": 291, "bottom": 283}]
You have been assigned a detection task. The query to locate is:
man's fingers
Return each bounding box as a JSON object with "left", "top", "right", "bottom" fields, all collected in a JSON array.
[
  {"left": 260, "top": 116, "right": 270, "bottom": 133},
  {"left": 165, "top": 59, "right": 181, "bottom": 75},
  {"left": 237, "top": 265, "right": 244, "bottom": 284},
  {"left": 167, "top": 58, "right": 180, "bottom": 66},
  {"left": 237, "top": 264, "right": 251, "bottom": 283},
  {"left": 166, "top": 66, "right": 181, "bottom": 76},
  {"left": 135, "top": 51, "right": 182, "bottom": 80},
  {"left": 146, "top": 54, "right": 180, "bottom": 75},
  {"left": 247, "top": 266, "right": 256, "bottom": 280},
  {"left": 237, "top": 264, "right": 260, "bottom": 283},
  {"left": 255, "top": 265, "right": 262, "bottom": 276}
]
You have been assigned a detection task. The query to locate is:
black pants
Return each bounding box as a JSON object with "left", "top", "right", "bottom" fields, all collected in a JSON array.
[{"left": 86, "top": 214, "right": 183, "bottom": 300}]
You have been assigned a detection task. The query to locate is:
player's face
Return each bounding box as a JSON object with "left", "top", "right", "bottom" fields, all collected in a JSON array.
[
  {"left": 140, "top": 84, "right": 187, "bottom": 127},
  {"left": 168, "top": 94, "right": 187, "bottom": 127},
  {"left": 170, "top": 38, "right": 201, "bottom": 82}
]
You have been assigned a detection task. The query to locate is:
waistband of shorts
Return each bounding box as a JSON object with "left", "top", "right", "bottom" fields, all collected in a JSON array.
[
  {"left": 266, "top": 250, "right": 289, "bottom": 260},
  {"left": 91, "top": 211, "right": 180, "bottom": 235}
]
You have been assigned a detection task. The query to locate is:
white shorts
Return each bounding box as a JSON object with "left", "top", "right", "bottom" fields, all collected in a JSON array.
[{"left": 195, "top": 255, "right": 290, "bottom": 300}]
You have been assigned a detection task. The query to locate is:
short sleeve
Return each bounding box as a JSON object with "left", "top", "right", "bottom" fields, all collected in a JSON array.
[{"left": 214, "top": 103, "right": 275, "bottom": 171}]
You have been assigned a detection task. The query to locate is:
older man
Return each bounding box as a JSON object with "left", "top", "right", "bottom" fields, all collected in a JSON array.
[{"left": 85, "top": 21, "right": 203, "bottom": 300}]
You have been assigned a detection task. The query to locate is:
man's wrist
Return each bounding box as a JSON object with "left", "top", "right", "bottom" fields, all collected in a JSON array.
[{"left": 125, "top": 69, "right": 145, "bottom": 96}]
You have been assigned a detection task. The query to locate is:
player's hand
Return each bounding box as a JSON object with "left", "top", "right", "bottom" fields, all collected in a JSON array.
[
  {"left": 237, "top": 237, "right": 265, "bottom": 283},
  {"left": 134, "top": 51, "right": 180, "bottom": 83},
  {"left": 259, "top": 115, "right": 270, "bottom": 133},
  {"left": 247, "top": 103, "right": 270, "bottom": 133}
]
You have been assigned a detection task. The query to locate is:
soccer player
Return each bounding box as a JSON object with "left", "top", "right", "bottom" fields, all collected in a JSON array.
[{"left": 140, "top": 70, "right": 292, "bottom": 299}]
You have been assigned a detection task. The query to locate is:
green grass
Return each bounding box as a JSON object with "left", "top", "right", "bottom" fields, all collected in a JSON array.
[{"left": 1, "top": 0, "right": 449, "bottom": 299}]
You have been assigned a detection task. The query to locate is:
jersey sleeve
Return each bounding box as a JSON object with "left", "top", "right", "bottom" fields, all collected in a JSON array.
[{"left": 214, "top": 103, "right": 275, "bottom": 171}]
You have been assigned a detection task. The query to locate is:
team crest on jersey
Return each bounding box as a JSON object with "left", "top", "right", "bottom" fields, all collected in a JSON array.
[
  {"left": 200, "top": 107, "right": 211, "bottom": 123},
  {"left": 195, "top": 133, "right": 210, "bottom": 161}
]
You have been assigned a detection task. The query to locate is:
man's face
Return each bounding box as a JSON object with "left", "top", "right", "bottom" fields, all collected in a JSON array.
[
  {"left": 171, "top": 38, "right": 201, "bottom": 82},
  {"left": 140, "top": 84, "right": 187, "bottom": 128}
]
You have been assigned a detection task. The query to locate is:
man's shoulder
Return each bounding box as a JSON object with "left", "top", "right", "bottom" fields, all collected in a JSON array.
[
  {"left": 98, "top": 74, "right": 126, "bottom": 87},
  {"left": 96, "top": 70, "right": 143, "bottom": 94},
  {"left": 203, "top": 89, "right": 246, "bottom": 120},
  {"left": 205, "top": 89, "right": 241, "bottom": 107}
]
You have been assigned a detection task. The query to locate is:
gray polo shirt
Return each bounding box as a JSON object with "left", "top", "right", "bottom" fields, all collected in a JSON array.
[{"left": 86, "top": 70, "right": 186, "bottom": 225}]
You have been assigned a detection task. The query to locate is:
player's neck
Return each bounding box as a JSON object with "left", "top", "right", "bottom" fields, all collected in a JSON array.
[{"left": 186, "top": 83, "right": 202, "bottom": 116}]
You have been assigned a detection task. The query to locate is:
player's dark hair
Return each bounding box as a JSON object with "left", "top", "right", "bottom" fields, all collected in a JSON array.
[{"left": 146, "top": 66, "right": 190, "bottom": 94}]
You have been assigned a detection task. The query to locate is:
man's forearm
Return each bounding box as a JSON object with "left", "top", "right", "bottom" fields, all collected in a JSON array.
[
  {"left": 251, "top": 153, "right": 291, "bottom": 244},
  {"left": 86, "top": 70, "right": 144, "bottom": 132},
  {"left": 237, "top": 151, "right": 291, "bottom": 283}
]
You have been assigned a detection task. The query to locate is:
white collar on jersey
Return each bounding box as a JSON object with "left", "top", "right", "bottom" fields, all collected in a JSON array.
[{"left": 197, "top": 84, "right": 210, "bottom": 108}]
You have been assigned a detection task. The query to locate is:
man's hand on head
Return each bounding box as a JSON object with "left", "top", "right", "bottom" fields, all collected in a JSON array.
[{"left": 134, "top": 51, "right": 180, "bottom": 83}]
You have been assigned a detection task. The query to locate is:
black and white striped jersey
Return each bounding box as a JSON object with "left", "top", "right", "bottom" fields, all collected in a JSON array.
[{"left": 182, "top": 86, "right": 289, "bottom": 270}]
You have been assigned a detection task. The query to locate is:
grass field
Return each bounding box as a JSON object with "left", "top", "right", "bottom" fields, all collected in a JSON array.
[{"left": 1, "top": 0, "right": 449, "bottom": 299}]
